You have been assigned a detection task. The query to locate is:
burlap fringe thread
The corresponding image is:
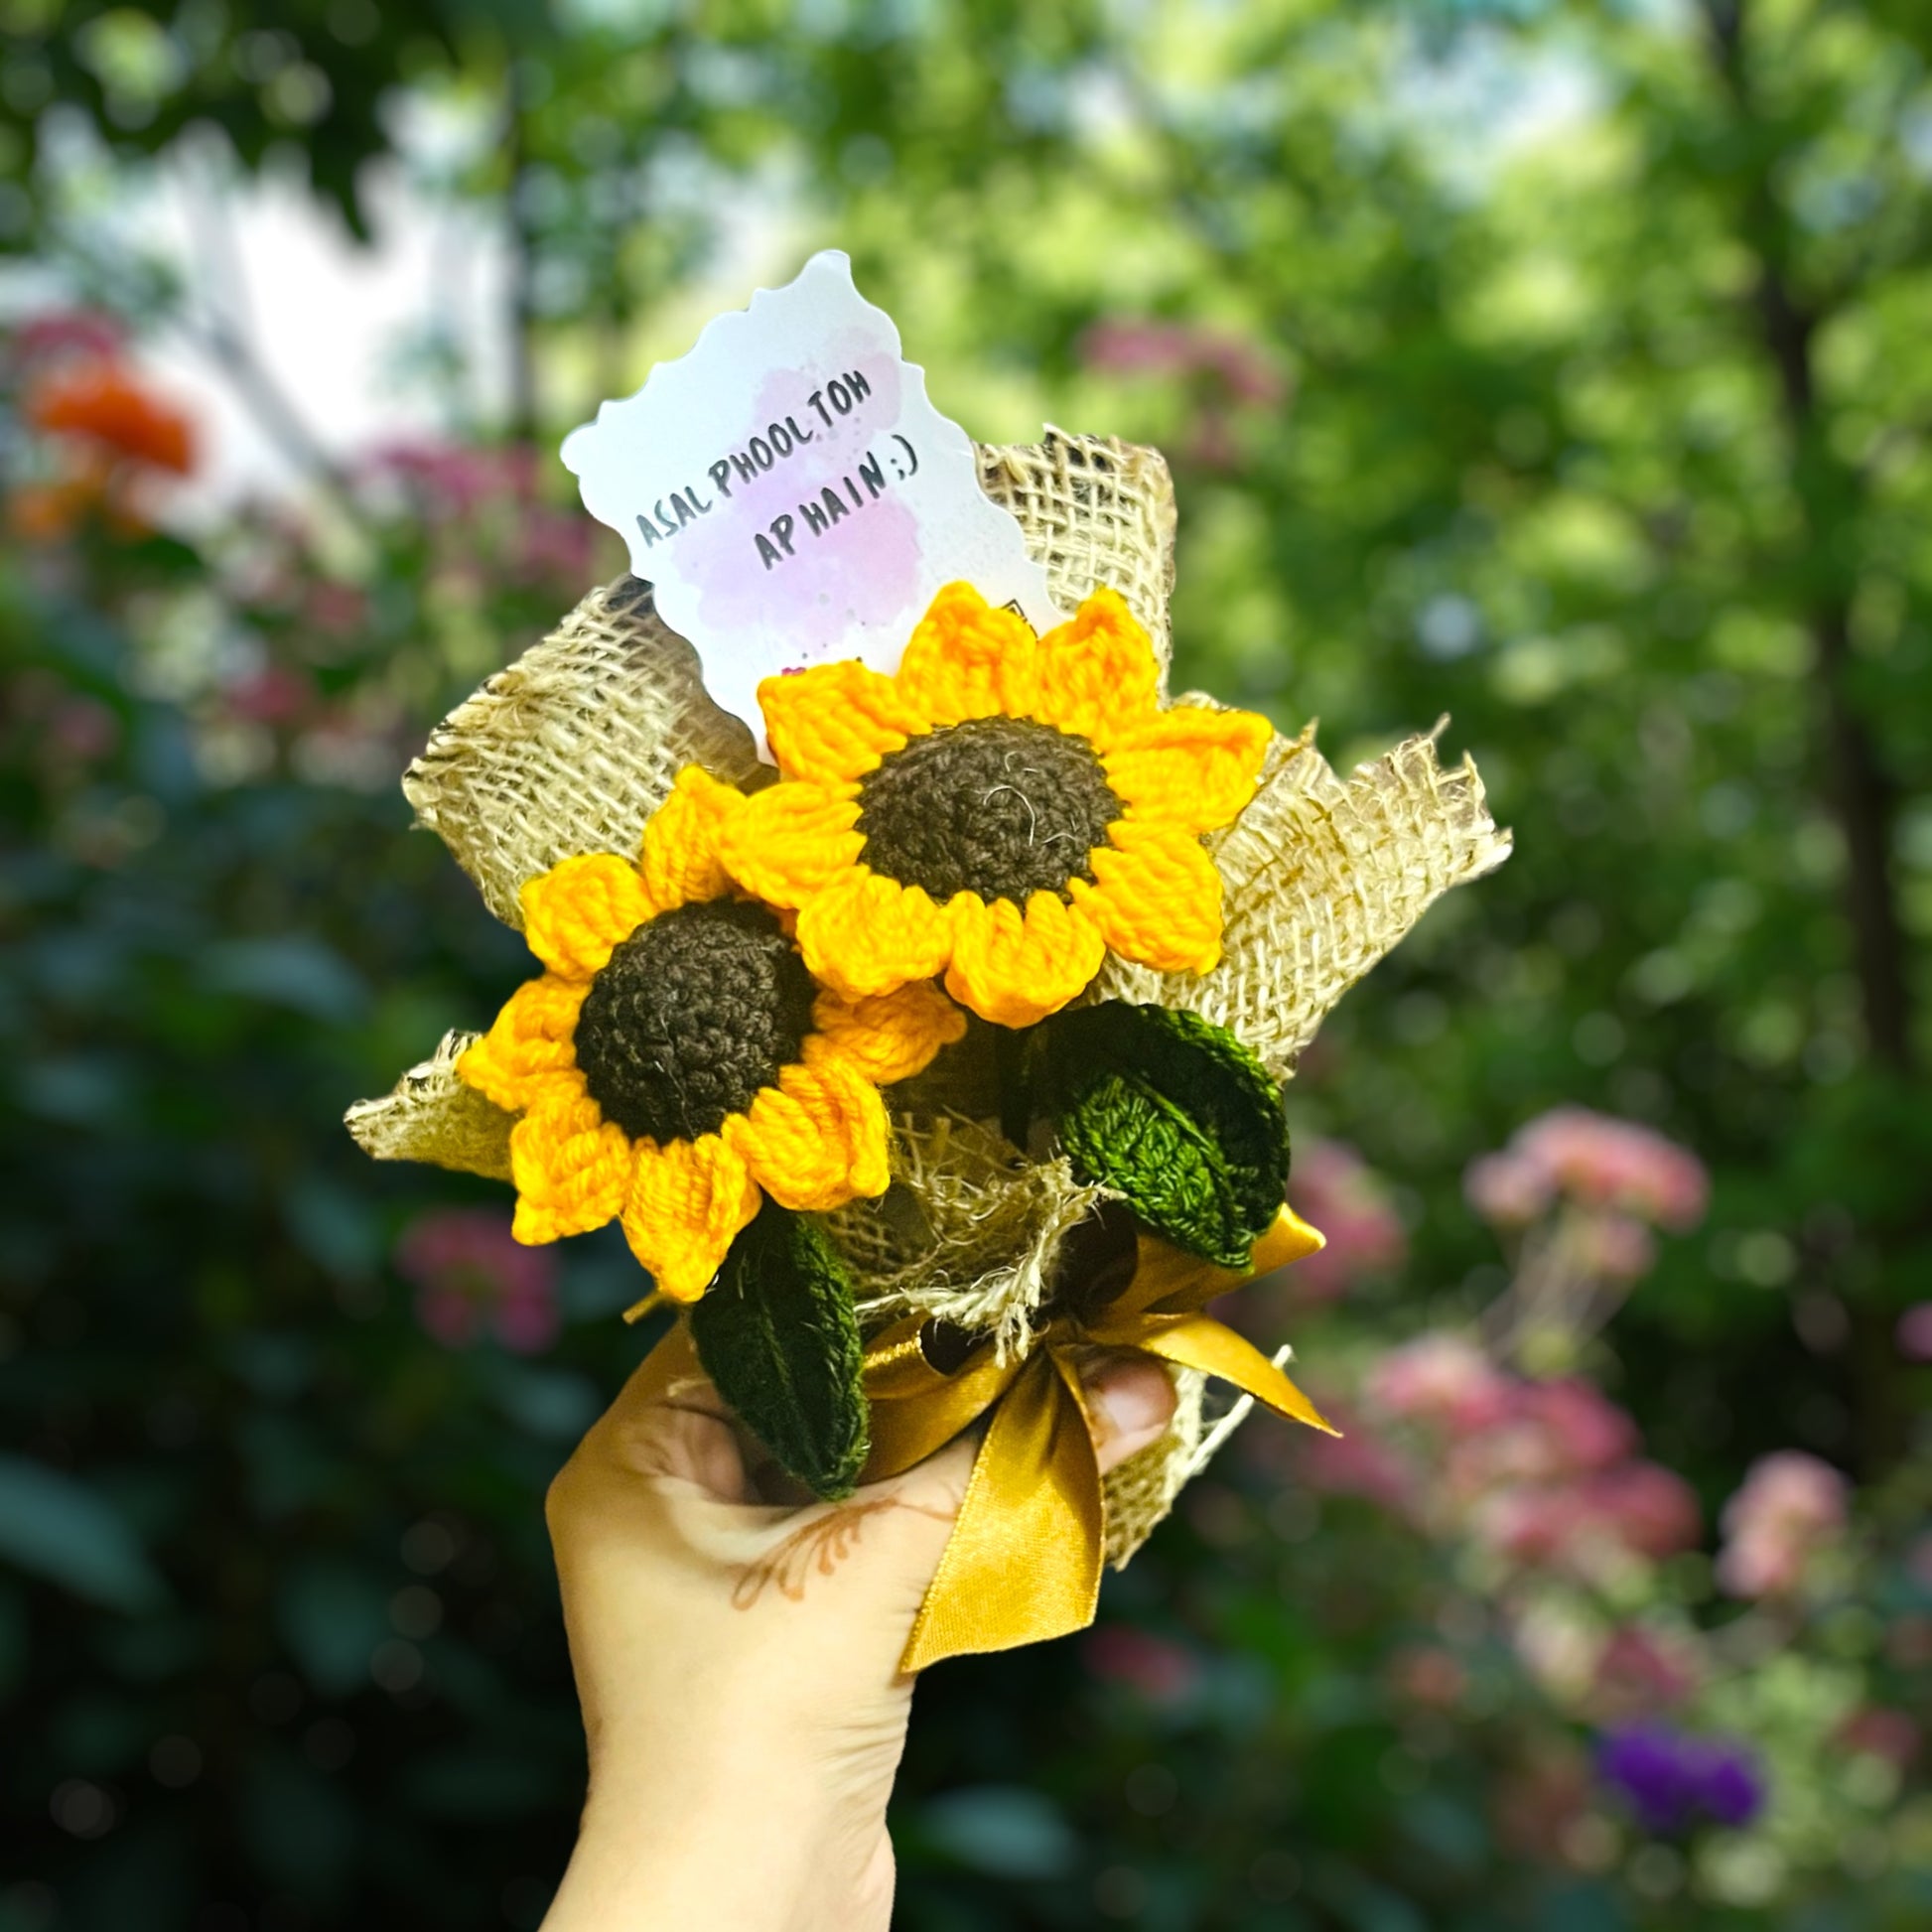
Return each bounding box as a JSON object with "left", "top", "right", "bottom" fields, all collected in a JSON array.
[
  {"left": 344, "top": 1029, "right": 512, "bottom": 1182},
  {"left": 346, "top": 430, "right": 1510, "bottom": 1564}
]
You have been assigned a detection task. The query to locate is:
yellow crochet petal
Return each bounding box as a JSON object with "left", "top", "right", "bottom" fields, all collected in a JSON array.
[
  {"left": 794, "top": 867, "right": 955, "bottom": 1000},
  {"left": 718, "top": 780, "right": 865, "bottom": 910},
  {"left": 943, "top": 891, "right": 1108, "bottom": 1029},
  {"left": 727, "top": 1056, "right": 891, "bottom": 1211},
  {"left": 892, "top": 582, "right": 1040, "bottom": 726},
  {"left": 638, "top": 765, "right": 741, "bottom": 912},
  {"left": 458, "top": 974, "right": 589, "bottom": 1112},
  {"left": 1031, "top": 587, "right": 1162, "bottom": 750},
  {"left": 806, "top": 980, "right": 968, "bottom": 1086},
  {"left": 620, "top": 1132, "right": 761, "bottom": 1304},
  {"left": 1069, "top": 820, "right": 1224, "bottom": 974},
  {"left": 519, "top": 854, "right": 656, "bottom": 980},
  {"left": 1103, "top": 704, "right": 1272, "bottom": 834},
  {"left": 508, "top": 1087, "right": 634, "bottom": 1243},
  {"left": 758, "top": 660, "right": 922, "bottom": 785}
]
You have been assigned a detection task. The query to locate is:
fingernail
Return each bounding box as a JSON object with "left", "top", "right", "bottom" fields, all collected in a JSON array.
[{"left": 1086, "top": 1361, "right": 1172, "bottom": 1443}]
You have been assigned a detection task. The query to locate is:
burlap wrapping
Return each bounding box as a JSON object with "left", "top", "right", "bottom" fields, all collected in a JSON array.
[
  {"left": 1092, "top": 720, "right": 1513, "bottom": 1082},
  {"left": 344, "top": 1031, "right": 513, "bottom": 1180},
  {"left": 979, "top": 430, "right": 1176, "bottom": 676},
  {"left": 399, "top": 576, "right": 770, "bottom": 931},
  {"left": 346, "top": 430, "right": 1509, "bottom": 1564}
]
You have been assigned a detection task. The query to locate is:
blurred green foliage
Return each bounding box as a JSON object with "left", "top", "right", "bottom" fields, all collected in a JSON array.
[{"left": 3, "top": 0, "right": 1931, "bottom": 1927}]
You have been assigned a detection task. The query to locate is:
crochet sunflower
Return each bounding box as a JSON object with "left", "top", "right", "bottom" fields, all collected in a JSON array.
[
  {"left": 720, "top": 583, "right": 1272, "bottom": 1029},
  {"left": 457, "top": 765, "right": 965, "bottom": 1304}
]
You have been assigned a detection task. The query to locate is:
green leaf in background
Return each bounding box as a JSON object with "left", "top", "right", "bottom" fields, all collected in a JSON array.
[
  {"left": 1029, "top": 1003, "right": 1289, "bottom": 1268},
  {"left": 276, "top": 1559, "right": 391, "bottom": 1698},
  {"left": 916, "top": 1785, "right": 1080, "bottom": 1880},
  {"left": 688, "top": 1200, "right": 869, "bottom": 1500},
  {"left": 0, "top": 1455, "right": 167, "bottom": 1614}
]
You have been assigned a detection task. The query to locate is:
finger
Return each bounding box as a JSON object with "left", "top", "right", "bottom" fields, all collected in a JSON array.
[
  {"left": 582, "top": 1329, "right": 757, "bottom": 1504},
  {"left": 644, "top": 1405, "right": 757, "bottom": 1503},
  {"left": 1079, "top": 1353, "right": 1178, "bottom": 1476}
]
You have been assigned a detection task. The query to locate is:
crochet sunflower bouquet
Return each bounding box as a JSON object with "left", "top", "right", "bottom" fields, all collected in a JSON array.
[{"left": 347, "top": 433, "right": 1509, "bottom": 1669}]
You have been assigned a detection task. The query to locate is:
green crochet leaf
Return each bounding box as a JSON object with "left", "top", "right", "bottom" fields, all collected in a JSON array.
[
  {"left": 1028, "top": 1003, "right": 1289, "bottom": 1269},
  {"left": 688, "top": 1201, "right": 869, "bottom": 1500}
]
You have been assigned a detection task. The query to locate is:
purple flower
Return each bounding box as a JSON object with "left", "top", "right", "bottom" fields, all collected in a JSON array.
[{"left": 1597, "top": 1724, "right": 1764, "bottom": 1835}]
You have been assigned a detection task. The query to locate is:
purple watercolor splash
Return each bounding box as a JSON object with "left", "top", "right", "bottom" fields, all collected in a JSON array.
[{"left": 674, "top": 333, "right": 923, "bottom": 663}]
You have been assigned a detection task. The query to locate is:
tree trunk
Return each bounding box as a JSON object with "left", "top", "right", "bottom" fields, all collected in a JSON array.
[
  {"left": 1703, "top": 0, "right": 1918, "bottom": 1475},
  {"left": 504, "top": 59, "right": 540, "bottom": 449},
  {"left": 1706, "top": 0, "right": 1916, "bottom": 1076}
]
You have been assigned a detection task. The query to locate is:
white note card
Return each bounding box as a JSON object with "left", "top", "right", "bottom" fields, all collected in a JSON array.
[{"left": 561, "top": 250, "right": 1063, "bottom": 753}]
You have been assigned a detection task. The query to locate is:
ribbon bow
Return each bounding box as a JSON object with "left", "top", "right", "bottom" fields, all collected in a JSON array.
[{"left": 862, "top": 1207, "right": 1337, "bottom": 1672}]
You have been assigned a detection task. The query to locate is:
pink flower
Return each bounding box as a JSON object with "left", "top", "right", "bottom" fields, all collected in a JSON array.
[
  {"left": 1896, "top": 1304, "right": 1932, "bottom": 1361},
  {"left": 1471, "top": 1461, "right": 1696, "bottom": 1575},
  {"left": 1367, "top": 1332, "right": 1514, "bottom": 1434},
  {"left": 1298, "top": 1417, "right": 1417, "bottom": 1515},
  {"left": 1838, "top": 1708, "right": 1920, "bottom": 1766},
  {"left": 366, "top": 440, "right": 517, "bottom": 517},
  {"left": 1080, "top": 318, "right": 1286, "bottom": 407},
  {"left": 1464, "top": 1151, "right": 1552, "bottom": 1226},
  {"left": 517, "top": 506, "right": 599, "bottom": 583},
  {"left": 305, "top": 581, "right": 369, "bottom": 636},
  {"left": 223, "top": 664, "right": 313, "bottom": 726},
  {"left": 1581, "top": 1461, "right": 1701, "bottom": 1561},
  {"left": 1523, "top": 1109, "right": 1709, "bottom": 1228},
  {"left": 396, "top": 1208, "right": 561, "bottom": 1355},
  {"left": 1716, "top": 1451, "right": 1850, "bottom": 1597},
  {"left": 12, "top": 309, "right": 126, "bottom": 366},
  {"left": 1515, "top": 1380, "right": 1639, "bottom": 1476},
  {"left": 1284, "top": 1141, "right": 1408, "bottom": 1303},
  {"left": 49, "top": 697, "right": 121, "bottom": 762},
  {"left": 1471, "top": 1485, "right": 1576, "bottom": 1564},
  {"left": 1388, "top": 1645, "right": 1467, "bottom": 1710},
  {"left": 1468, "top": 1110, "right": 1709, "bottom": 1232},
  {"left": 1081, "top": 317, "right": 1193, "bottom": 376},
  {"left": 1590, "top": 1626, "right": 1700, "bottom": 1716},
  {"left": 1084, "top": 1625, "right": 1200, "bottom": 1705}
]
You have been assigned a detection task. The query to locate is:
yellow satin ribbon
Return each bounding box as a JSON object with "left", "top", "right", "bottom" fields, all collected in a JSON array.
[{"left": 862, "top": 1206, "right": 1338, "bottom": 1672}]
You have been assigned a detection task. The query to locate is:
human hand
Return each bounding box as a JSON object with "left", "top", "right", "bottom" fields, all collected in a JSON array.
[{"left": 539, "top": 1331, "right": 1177, "bottom": 1932}]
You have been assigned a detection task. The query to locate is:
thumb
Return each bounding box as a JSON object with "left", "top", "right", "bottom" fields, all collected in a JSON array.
[
  {"left": 850, "top": 1352, "right": 1180, "bottom": 1661},
  {"left": 1080, "top": 1352, "right": 1179, "bottom": 1475},
  {"left": 879, "top": 1348, "right": 1178, "bottom": 1515}
]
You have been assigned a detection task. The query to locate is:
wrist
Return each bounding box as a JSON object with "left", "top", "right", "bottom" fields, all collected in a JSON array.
[
  {"left": 547, "top": 1690, "right": 909, "bottom": 1932},
  {"left": 550, "top": 1775, "right": 893, "bottom": 1932}
]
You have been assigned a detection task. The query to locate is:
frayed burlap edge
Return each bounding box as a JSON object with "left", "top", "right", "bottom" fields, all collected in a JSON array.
[
  {"left": 345, "top": 1031, "right": 514, "bottom": 1182},
  {"left": 1092, "top": 720, "right": 1514, "bottom": 1083},
  {"left": 980, "top": 428, "right": 1176, "bottom": 677},
  {"left": 400, "top": 577, "right": 771, "bottom": 932}
]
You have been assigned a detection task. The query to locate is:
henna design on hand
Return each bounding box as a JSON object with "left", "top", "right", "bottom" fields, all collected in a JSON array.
[{"left": 732, "top": 1495, "right": 953, "bottom": 1610}]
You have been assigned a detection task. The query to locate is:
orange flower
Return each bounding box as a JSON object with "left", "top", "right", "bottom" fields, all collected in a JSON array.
[
  {"left": 25, "top": 360, "right": 196, "bottom": 476},
  {"left": 720, "top": 583, "right": 1271, "bottom": 1028},
  {"left": 458, "top": 767, "right": 965, "bottom": 1305}
]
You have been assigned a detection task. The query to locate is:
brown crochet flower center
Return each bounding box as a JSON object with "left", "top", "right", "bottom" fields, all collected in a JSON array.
[
  {"left": 856, "top": 717, "right": 1122, "bottom": 904},
  {"left": 575, "top": 901, "right": 816, "bottom": 1143}
]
